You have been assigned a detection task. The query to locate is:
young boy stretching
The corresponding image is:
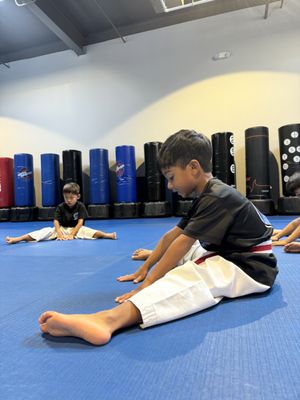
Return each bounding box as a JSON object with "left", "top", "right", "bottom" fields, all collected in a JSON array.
[
  {"left": 38, "top": 130, "right": 278, "bottom": 346},
  {"left": 6, "top": 182, "right": 116, "bottom": 244}
]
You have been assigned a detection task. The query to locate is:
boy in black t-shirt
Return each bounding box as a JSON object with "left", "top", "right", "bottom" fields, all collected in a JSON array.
[
  {"left": 38, "top": 130, "right": 278, "bottom": 346},
  {"left": 6, "top": 182, "right": 116, "bottom": 244}
]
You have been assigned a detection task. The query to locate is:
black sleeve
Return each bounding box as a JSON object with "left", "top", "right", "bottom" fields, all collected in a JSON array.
[
  {"left": 54, "top": 205, "right": 62, "bottom": 223},
  {"left": 181, "top": 196, "right": 234, "bottom": 245},
  {"left": 78, "top": 203, "right": 88, "bottom": 220}
]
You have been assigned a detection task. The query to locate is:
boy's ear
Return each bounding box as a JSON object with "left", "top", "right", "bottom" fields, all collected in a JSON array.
[
  {"left": 189, "top": 159, "right": 200, "bottom": 170},
  {"left": 77, "top": 194, "right": 81, "bottom": 199}
]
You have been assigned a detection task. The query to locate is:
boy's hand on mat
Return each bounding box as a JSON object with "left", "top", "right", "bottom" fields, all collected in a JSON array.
[
  {"left": 115, "top": 281, "right": 150, "bottom": 303},
  {"left": 272, "top": 240, "right": 288, "bottom": 246},
  {"left": 117, "top": 265, "right": 148, "bottom": 283}
]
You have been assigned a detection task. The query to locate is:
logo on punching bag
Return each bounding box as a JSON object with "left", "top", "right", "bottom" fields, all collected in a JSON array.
[
  {"left": 17, "top": 168, "right": 33, "bottom": 180},
  {"left": 116, "top": 162, "right": 125, "bottom": 177}
]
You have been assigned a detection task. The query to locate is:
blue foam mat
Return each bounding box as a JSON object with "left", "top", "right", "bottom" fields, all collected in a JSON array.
[{"left": 0, "top": 216, "right": 299, "bottom": 400}]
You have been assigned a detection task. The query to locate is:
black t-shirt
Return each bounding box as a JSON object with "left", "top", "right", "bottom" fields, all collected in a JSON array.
[
  {"left": 177, "top": 178, "right": 278, "bottom": 286},
  {"left": 54, "top": 201, "right": 88, "bottom": 228}
]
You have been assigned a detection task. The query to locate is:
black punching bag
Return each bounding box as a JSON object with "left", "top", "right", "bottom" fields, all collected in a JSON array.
[
  {"left": 278, "top": 123, "right": 300, "bottom": 196},
  {"left": 245, "top": 126, "right": 274, "bottom": 214},
  {"left": 144, "top": 142, "right": 165, "bottom": 202},
  {"left": 141, "top": 142, "right": 171, "bottom": 217},
  {"left": 277, "top": 123, "right": 300, "bottom": 214},
  {"left": 212, "top": 132, "right": 235, "bottom": 187},
  {"left": 62, "top": 150, "right": 83, "bottom": 194}
]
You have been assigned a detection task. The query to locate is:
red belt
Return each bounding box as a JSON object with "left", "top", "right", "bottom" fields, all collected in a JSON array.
[{"left": 194, "top": 242, "right": 272, "bottom": 265}]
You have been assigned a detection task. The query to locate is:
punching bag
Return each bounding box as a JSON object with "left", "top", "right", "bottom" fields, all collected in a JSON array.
[
  {"left": 278, "top": 123, "right": 300, "bottom": 196},
  {"left": 212, "top": 132, "right": 235, "bottom": 187},
  {"left": 41, "top": 153, "right": 60, "bottom": 207},
  {"left": 14, "top": 153, "right": 35, "bottom": 207},
  {"left": 89, "top": 148, "right": 109, "bottom": 205},
  {"left": 245, "top": 126, "right": 271, "bottom": 200},
  {"left": 142, "top": 142, "right": 171, "bottom": 217},
  {"left": 245, "top": 126, "right": 274, "bottom": 214},
  {"left": 115, "top": 145, "right": 137, "bottom": 203},
  {"left": 62, "top": 150, "right": 83, "bottom": 191},
  {"left": 113, "top": 145, "right": 139, "bottom": 218},
  {"left": 0, "top": 157, "right": 14, "bottom": 208},
  {"left": 277, "top": 123, "right": 300, "bottom": 214},
  {"left": 144, "top": 142, "right": 165, "bottom": 202}
]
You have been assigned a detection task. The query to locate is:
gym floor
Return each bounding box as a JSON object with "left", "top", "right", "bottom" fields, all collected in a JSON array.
[{"left": 1, "top": 216, "right": 299, "bottom": 400}]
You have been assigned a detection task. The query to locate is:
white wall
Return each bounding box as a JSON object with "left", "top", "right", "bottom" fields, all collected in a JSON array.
[{"left": 0, "top": 1, "right": 300, "bottom": 205}]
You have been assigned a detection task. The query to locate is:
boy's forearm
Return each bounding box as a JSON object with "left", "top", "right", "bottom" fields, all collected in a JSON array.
[
  {"left": 285, "top": 225, "right": 300, "bottom": 243},
  {"left": 142, "top": 227, "right": 183, "bottom": 272},
  {"left": 145, "top": 235, "right": 196, "bottom": 285},
  {"left": 54, "top": 220, "right": 63, "bottom": 237},
  {"left": 70, "top": 220, "right": 84, "bottom": 236}
]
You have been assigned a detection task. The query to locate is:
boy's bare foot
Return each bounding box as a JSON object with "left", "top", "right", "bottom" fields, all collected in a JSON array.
[
  {"left": 284, "top": 242, "right": 300, "bottom": 253},
  {"left": 38, "top": 311, "right": 112, "bottom": 346},
  {"left": 107, "top": 232, "right": 117, "bottom": 240},
  {"left": 6, "top": 236, "right": 19, "bottom": 245},
  {"left": 131, "top": 248, "right": 152, "bottom": 260}
]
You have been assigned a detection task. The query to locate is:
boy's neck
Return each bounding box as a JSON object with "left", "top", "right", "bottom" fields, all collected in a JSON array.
[{"left": 196, "top": 172, "right": 213, "bottom": 195}]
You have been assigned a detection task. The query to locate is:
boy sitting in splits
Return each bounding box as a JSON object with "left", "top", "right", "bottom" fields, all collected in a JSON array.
[
  {"left": 38, "top": 130, "right": 278, "bottom": 346},
  {"left": 272, "top": 172, "right": 300, "bottom": 253},
  {"left": 6, "top": 182, "right": 116, "bottom": 244}
]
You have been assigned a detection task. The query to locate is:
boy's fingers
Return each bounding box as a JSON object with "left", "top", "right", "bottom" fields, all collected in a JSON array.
[
  {"left": 117, "top": 274, "right": 135, "bottom": 282},
  {"left": 133, "top": 275, "right": 144, "bottom": 283}
]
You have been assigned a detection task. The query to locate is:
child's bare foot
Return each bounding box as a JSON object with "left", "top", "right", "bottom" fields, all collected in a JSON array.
[
  {"left": 6, "top": 236, "right": 19, "bottom": 245},
  {"left": 131, "top": 248, "right": 152, "bottom": 260},
  {"left": 38, "top": 311, "right": 113, "bottom": 346},
  {"left": 107, "top": 232, "right": 116, "bottom": 240},
  {"left": 284, "top": 242, "right": 300, "bottom": 253}
]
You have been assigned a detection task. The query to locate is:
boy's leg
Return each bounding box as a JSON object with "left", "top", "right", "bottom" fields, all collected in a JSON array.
[
  {"left": 130, "top": 256, "right": 270, "bottom": 329},
  {"left": 7, "top": 227, "right": 55, "bottom": 244},
  {"left": 38, "top": 301, "right": 141, "bottom": 346},
  {"left": 6, "top": 234, "right": 35, "bottom": 244},
  {"left": 75, "top": 226, "right": 116, "bottom": 240},
  {"left": 93, "top": 230, "right": 116, "bottom": 240}
]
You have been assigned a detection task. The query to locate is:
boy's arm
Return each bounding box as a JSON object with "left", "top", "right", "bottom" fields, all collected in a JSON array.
[
  {"left": 272, "top": 221, "right": 300, "bottom": 246},
  {"left": 117, "top": 226, "right": 184, "bottom": 283},
  {"left": 115, "top": 233, "right": 196, "bottom": 303},
  {"left": 54, "top": 219, "right": 64, "bottom": 240},
  {"left": 69, "top": 219, "right": 84, "bottom": 238}
]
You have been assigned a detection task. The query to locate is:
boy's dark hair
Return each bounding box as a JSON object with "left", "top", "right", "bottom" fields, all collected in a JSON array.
[
  {"left": 158, "top": 129, "right": 212, "bottom": 172},
  {"left": 63, "top": 182, "right": 80, "bottom": 195},
  {"left": 286, "top": 172, "right": 300, "bottom": 194}
]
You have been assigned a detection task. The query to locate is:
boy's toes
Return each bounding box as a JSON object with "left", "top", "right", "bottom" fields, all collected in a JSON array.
[{"left": 38, "top": 310, "right": 56, "bottom": 325}]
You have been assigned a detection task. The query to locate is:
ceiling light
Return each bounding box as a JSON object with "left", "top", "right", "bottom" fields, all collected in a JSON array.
[
  {"left": 151, "top": 0, "right": 215, "bottom": 13},
  {"left": 212, "top": 51, "right": 231, "bottom": 61}
]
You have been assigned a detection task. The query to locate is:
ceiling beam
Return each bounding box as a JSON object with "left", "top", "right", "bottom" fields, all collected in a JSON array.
[{"left": 26, "top": 0, "right": 86, "bottom": 55}]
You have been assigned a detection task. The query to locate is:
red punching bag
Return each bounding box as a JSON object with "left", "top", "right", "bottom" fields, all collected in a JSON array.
[{"left": 0, "top": 157, "right": 14, "bottom": 207}]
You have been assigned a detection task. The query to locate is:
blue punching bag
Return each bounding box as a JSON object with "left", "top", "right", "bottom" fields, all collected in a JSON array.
[
  {"left": 14, "top": 153, "right": 35, "bottom": 207},
  {"left": 89, "top": 149, "right": 109, "bottom": 204},
  {"left": 116, "top": 146, "right": 137, "bottom": 203},
  {"left": 41, "top": 153, "right": 60, "bottom": 207}
]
